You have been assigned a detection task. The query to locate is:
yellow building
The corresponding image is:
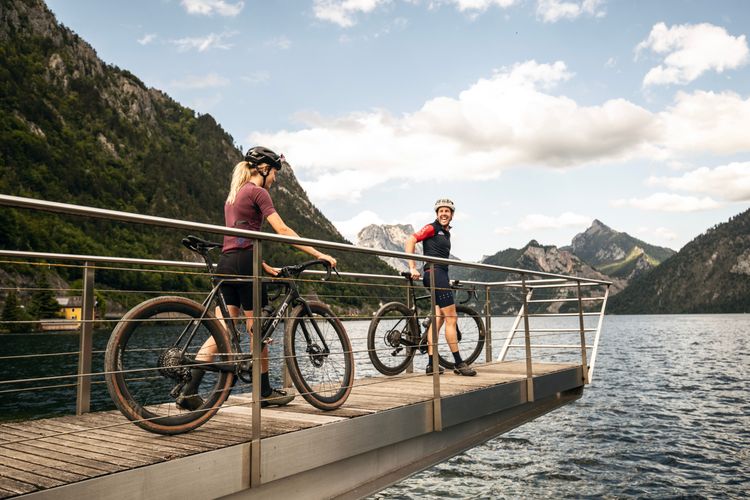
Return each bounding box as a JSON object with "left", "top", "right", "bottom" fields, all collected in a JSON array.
[{"left": 57, "top": 296, "right": 83, "bottom": 321}]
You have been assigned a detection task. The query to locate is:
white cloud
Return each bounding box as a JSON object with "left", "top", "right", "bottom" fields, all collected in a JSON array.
[
  {"left": 264, "top": 36, "right": 292, "bottom": 50},
  {"left": 647, "top": 162, "right": 750, "bottom": 202},
  {"left": 446, "top": 0, "right": 520, "bottom": 13},
  {"left": 536, "top": 0, "right": 605, "bottom": 23},
  {"left": 171, "top": 31, "right": 237, "bottom": 52},
  {"left": 636, "top": 226, "right": 679, "bottom": 243},
  {"left": 332, "top": 210, "right": 384, "bottom": 241},
  {"left": 137, "top": 34, "right": 157, "bottom": 45},
  {"left": 251, "top": 60, "right": 658, "bottom": 201},
  {"left": 313, "top": 0, "right": 389, "bottom": 28},
  {"left": 519, "top": 212, "right": 592, "bottom": 230},
  {"left": 240, "top": 72, "right": 271, "bottom": 85},
  {"left": 170, "top": 73, "right": 230, "bottom": 89},
  {"left": 636, "top": 22, "right": 749, "bottom": 86},
  {"left": 658, "top": 90, "right": 750, "bottom": 156},
  {"left": 180, "top": 0, "right": 244, "bottom": 16},
  {"left": 611, "top": 193, "right": 721, "bottom": 212}
]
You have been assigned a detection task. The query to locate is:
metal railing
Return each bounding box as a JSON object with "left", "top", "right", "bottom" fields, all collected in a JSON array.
[{"left": 0, "top": 193, "right": 610, "bottom": 487}]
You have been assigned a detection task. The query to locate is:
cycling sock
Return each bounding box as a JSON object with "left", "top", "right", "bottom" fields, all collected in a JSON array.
[
  {"left": 452, "top": 351, "right": 463, "bottom": 364},
  {"left": 261, "top": 372, "right": 272, "bottom": 397}
]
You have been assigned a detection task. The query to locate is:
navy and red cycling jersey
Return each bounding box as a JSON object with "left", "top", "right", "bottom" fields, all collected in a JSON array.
[{"left": 413, "top": 220, "right": 451, "bottom": 271}]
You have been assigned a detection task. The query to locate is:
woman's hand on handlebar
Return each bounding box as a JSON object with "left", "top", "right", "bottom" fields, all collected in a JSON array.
[
  {"left": 262, "top": 262, "right": 281, "bottom": 277},
  {"left": 317, "top": 253, "right": 337, "bottom": 269}
]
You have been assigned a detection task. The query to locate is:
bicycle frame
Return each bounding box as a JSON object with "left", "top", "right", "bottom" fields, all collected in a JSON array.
[
  {"left": 171, "top": 255, "right": 335, "bottom": 377},
  {"left": 402, "top": 274, "right": 477, "bottom": 344}
]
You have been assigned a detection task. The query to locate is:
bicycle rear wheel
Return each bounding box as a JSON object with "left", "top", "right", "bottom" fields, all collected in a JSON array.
[
  {"left": 104, "top": 296, "right": 234, "bottom": 435},
  {"left": 437, "top": 305, "right": 486, "bottom": 369},
  {"left": 284, "top": 301, "right": 354, "bottom": 410},
  {"left": 367, "top": 302, "right": 418, "bottom": 376}
]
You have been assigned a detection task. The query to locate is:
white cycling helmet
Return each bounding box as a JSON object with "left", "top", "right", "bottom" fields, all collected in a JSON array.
[{"left": 434, "top": 198, "right": 455, "bottom": 212}]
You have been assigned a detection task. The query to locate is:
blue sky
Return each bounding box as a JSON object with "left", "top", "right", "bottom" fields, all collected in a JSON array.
[{"left": 45, "top": 0, "right": 750, "bottom": 261}]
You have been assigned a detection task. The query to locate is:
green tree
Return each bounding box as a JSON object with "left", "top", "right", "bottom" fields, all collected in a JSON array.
[
  {"left": 1, "top": 290, "right": 30, "bottom": 333},
  {"left": 29, "top": 273, "right": 61, "bottom": 319}
]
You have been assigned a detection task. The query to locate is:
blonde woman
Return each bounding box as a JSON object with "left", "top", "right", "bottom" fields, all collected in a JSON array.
[{"left": 177, "top": 146, "right": 337, "bottom": 410}]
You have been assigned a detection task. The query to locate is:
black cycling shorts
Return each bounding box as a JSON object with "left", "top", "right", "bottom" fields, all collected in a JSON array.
[
  {"left": 215, "top": 249, "right": 268, "bottom": 310},
  {"left": 422, "top": 266, "right": 454, "bottom": 308}
]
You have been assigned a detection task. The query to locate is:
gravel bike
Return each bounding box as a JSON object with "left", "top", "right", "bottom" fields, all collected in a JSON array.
[
  {"left": 367, "top": 271, "right": 486, "bottom": 376},
  {"left": 105, "top": 235, "right": 354, "bottom": 435}
]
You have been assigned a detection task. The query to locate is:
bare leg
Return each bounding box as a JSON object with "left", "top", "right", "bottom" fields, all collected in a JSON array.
[
  {"left": 213, "top": 306, "right": 269, "bottom": 372},
  {"left": 441, "top": 304, "right": 459, "bottom": 353},
  {"left": 426, "top": 306, "right": 446, "bottom": 356}
]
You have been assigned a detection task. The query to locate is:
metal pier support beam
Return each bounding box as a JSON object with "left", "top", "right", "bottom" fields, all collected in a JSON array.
[{"left": 76, "top": 262, "right": 95, "bottom": 415}]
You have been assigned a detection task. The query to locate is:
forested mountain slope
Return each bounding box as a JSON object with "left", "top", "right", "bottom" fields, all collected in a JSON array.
[
  {"left": 0, "top": 0, "right": 394, "bottom": 312},
  {"left": 609, "top": 209, "right": 750, "bottom": 313}
]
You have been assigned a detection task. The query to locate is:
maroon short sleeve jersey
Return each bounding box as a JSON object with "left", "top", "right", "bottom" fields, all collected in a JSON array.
[{"left": 222, "top": 183, "right": 277, "bottom": 252}]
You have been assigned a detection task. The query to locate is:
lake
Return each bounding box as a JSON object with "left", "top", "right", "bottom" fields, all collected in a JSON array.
[{"left": 1, "top": 314, "right": 748, "bottom": 498}]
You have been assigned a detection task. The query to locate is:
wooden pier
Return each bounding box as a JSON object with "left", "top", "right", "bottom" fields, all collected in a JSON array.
[{"left": 0, "top": 361, "right": 584, "bottom": 499}]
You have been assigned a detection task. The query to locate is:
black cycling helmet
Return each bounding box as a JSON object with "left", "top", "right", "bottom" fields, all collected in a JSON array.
[{"left": 244, "top": 146, "right": 287, "bottom": 171}]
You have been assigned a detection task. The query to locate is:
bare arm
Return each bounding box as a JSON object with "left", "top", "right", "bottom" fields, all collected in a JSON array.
[
  {"left": 266, "top": 212, "right": 337, "bottom": 268},
  {"left": 405, "top": 235, "right": 420, "bottom": 279}
]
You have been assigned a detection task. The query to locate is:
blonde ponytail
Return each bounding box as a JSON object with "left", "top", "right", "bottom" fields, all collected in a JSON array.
[{"left": 226, "top": 161, "right": 256, "bottom": 204}]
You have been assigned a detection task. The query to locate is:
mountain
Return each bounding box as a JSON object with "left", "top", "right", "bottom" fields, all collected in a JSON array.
[
  {"left": 0, "top": 0, "right": 395, "bottom": 312},
  {"left": 562, "top": 220, "right": 675, "bottom": 282},
  {"left": 357, "top": 224, "right": 420, "bottom": 272},
  {"left": 609, "top": 208, "right": 750, "bottom": 314},
  {"left": 468, "top": 240, "right": 622, "bottom": 314}
]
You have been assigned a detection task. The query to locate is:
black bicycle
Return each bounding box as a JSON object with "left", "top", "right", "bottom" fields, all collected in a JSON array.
[
  {"left": 105, "top": 235, "right": 354, "bottom": 435},
  {"left": 367, "top": 271, "right": 486, "bottom": 376}
]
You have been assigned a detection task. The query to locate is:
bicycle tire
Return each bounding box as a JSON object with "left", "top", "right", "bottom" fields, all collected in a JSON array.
[
  {"left": 104, "top": 296, "right": 235, "bottom": 435},
  {"left": 284, "top": 301, "right": 354, "bottom": 410},
  {"left": 367, "top": 302, "right": 419, "bottom": 376},
  {"left": 437, "top": 305, "right": 486, "bottom": 369}
]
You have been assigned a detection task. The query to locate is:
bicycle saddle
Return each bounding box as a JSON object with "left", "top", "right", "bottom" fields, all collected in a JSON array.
[{"left": 182, "top": 235, "right": 222, "bottom": 254}]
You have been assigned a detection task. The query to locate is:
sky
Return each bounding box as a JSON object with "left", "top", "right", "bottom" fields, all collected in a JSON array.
[{"left": 44, "top": 0, "right": 750, "bottom": 261}]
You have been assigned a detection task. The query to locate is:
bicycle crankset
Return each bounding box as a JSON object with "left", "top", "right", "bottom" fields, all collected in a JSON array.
[{"left": 237, "top": 354, "right": 253, "bottom": 383}]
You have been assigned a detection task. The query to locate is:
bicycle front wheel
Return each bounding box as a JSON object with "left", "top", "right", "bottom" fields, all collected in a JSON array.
[
  {"left": 437, "top": 305, "right": 486, "bottom": 369},
  {"left": 104, "top": 296, "right": 235, "bottom": 435},
  {"left": 284, "top": 301, "right": 354, "bottom": 410},
  {"left": 367, "top": 302, "right": 418, "bottom": 376}
]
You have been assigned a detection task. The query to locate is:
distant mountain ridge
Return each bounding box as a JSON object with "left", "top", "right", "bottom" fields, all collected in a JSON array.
[
  {"left": 609, "top": 208, "right": 750, "bottom": 313},
  {"left": 562, "top": 219, "right": 675, "bottom": 282}
]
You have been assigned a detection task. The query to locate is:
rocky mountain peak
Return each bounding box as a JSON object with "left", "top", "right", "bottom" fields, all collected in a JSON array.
[{"left": 357, "top": 224, "right": 420, "bottom": 272}]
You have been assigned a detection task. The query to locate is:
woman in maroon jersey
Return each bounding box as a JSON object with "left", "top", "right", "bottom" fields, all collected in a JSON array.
[{"left": 177, "top": 146, "right": 337, "bottom": 410}]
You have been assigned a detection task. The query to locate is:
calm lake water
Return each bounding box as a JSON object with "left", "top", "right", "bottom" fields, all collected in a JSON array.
[
  {"left": 1, "top": 314, "right": 748, "bottom": 498},
  {"left": 376, "top": 314, "right": 750, "bottom": 499}
]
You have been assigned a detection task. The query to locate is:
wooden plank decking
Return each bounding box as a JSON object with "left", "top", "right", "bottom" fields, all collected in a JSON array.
[{"left": 0, "top": 361, "right": 583, "bottom": 499}]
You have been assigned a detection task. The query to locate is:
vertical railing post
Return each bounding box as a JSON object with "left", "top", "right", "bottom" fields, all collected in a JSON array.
[
  {"left": 250, "top": 241, "right": 263, "bottom": 487},
  {"left": 484, "top": 285, "right": 492, "bottom": 362},
  {"left": 405, "top": 277, "right": 414, "bottom": 374},
  {"left": 428, "top": 264, "right": 442, "bottom": 431},
  {"left": 283, "top": 299, "right": 292, "bottom": 388},
  {"left": 497, "top": 288, "right": 531, "bottom": 362},
  {"left": 521, "top": 275, "right": 534, "bottom": 402},
  {"left": 576, "top": 281, "right": 590, "bottom": 384},
  {"left": 76, "top": 262, "right": 95, "bottom": 415}
]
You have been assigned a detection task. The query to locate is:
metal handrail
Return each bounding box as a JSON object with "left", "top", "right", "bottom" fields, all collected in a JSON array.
[{"left": 0, "top": 194, "right": 612, "bottom": 285}]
